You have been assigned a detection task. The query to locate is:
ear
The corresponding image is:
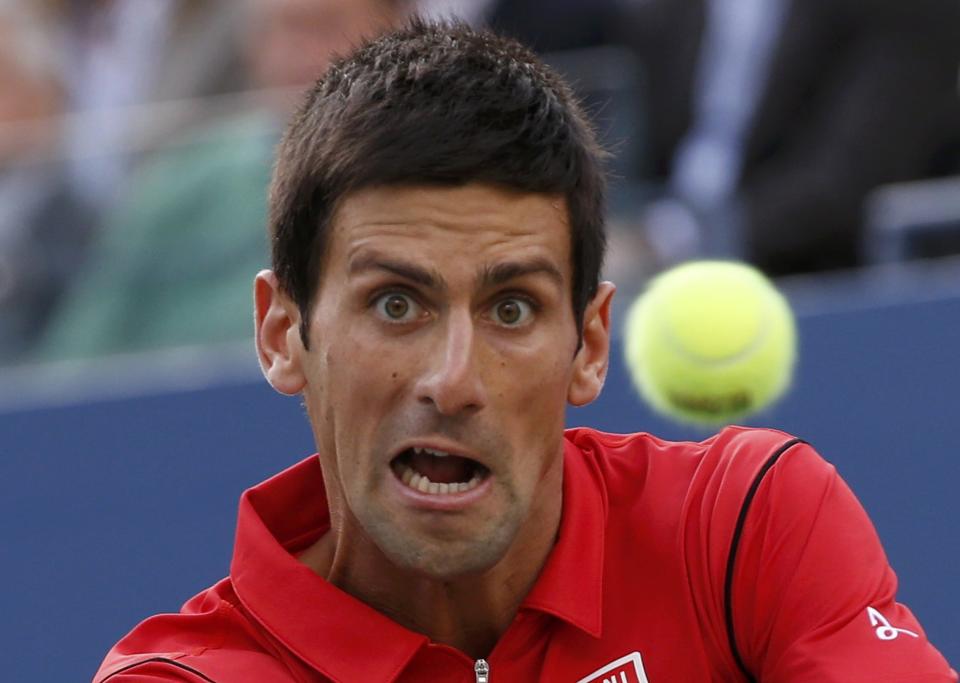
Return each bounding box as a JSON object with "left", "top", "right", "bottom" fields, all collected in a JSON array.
[
  {"left": 567, "top": 281, "right": 616, "bottom": 407},
  {"left": 254, "top": 270, "right": 307, "bottom": 396}
]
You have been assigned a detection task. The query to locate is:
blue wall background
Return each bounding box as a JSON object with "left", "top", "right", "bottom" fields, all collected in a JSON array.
[{"left": 2, "top": 264, "right": 958, "bottom": 681}]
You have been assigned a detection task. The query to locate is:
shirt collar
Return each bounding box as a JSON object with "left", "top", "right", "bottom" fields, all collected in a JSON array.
[
  {"left": 230, "top": 434, "right": 606, "bottom": 681},
  {"left": 520, "top": 435, "right": 606, "bottom": 637},
  {"left": 231, "top": 457, "right": 427, "bottom": 683}
]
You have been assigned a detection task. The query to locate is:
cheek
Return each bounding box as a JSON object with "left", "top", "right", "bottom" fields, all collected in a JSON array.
[
  {"left": 328, "top": 333, "right": 410, "bottom": 388},
  {"left": 494, "top": 347, "right": 573, "bottom": 436},
  {"left": 504, "top": 339, "right": 573, "bottom": 394},
  {"left": 319, "top": 329, "right": 411, "bottom": 440}
]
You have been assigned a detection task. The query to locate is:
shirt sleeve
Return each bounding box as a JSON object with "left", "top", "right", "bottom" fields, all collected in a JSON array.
[{"left": 731, "top": 442, "right": 957, "bottom": 682}]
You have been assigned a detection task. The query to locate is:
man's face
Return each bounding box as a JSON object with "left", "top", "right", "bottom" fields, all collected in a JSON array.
[{"left": 265, "top": 184, "right": 609, "bottom": 579}]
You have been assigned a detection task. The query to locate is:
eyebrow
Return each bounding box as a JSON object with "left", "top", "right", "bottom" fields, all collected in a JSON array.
[
  {"left": 480, "top": 258, "right": 565, "bottom": 289},
  {"left": 348, "top": 253, "right": 446, "bottom": 289},
  {"left": 348, "top": 253, "right": 564, "bottom": 291}
]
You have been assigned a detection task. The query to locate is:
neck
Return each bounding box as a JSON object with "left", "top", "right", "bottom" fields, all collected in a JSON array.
[{"left": 300, "top": 475, "right": 563, "bottom": 659}]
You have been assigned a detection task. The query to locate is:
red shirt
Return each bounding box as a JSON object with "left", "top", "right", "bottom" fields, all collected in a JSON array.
[{"left": 95, "top": 427, "right": 956, "bottom": 682}]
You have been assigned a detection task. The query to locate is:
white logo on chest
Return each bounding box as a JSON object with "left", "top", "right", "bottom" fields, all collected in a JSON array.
[
  {"left": 867, "top": 606, "right": 919, "bottom": 641},
  {"left": 576, "top": 651, "right": 650, "bottom": 683}
]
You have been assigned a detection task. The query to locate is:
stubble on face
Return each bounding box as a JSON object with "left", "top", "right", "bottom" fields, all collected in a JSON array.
[
  {"left": 299, "top": 183, "right": 576, "bottom": 584},
  {"left": 308, "top": 380, "right": 566, "bottom": 581},
  {"left": 356, "top": 420, "right": 538, "bottom": 579}
]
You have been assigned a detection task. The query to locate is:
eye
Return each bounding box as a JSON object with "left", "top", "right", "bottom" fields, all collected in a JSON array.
[
  {"left": 492, "top": 297, "right": 534, "bottom": 327},
  {"left": 374, "top": 292, "right": 422, "bottom": 323}
]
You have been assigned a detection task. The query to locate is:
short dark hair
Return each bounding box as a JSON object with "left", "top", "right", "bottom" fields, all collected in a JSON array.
[{"left": 268, "top": 19, "right": 607, "bottom": 345}]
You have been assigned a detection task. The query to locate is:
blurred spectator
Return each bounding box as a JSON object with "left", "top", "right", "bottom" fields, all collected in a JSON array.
[
  {"left": 430, "top": 0, "right": 960, "bottom": 277},
  {"left": 37, "top": 0, "right": 410, "bottom": 362},
  {"left": 620, "top": 0, "right": 960, "bottom": 275},
  {"left": 0, "top": 3, "right": 96, "bottom": 361},
  {"left": 418, "top": 0, "right": 649, "bottom": 209},
  {"left": 420, "top": 0, "right": 624, "bottom": 53},
  {"left": 39, "top": 0, "right": 247, "bottom": 210}
]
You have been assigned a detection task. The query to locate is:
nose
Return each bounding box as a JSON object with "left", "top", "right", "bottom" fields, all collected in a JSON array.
[{"left": 415, "top": 310, "right": 487, "bottom": 416}]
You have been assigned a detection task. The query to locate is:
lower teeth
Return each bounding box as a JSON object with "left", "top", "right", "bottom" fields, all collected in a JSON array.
[{"left": 399, "top": 465, "right": 481, "bottom": 495}]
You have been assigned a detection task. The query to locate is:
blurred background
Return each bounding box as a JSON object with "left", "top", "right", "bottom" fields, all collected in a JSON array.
[{"left": 0, "top": 0, "right": 958, "bottom": 680}]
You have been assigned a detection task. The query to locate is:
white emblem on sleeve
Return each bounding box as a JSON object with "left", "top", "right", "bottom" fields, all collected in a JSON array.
[
  {"left": 867, "top": 606, "right": 919, "bottom": 641},
  {"left": 576, "top": 652, "right": 650, "bottom": 683}
]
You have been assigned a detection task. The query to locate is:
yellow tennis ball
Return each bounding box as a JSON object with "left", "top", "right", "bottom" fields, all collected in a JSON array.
[{"left": 624, "top": 260, "right": 797, "bottom": 426}]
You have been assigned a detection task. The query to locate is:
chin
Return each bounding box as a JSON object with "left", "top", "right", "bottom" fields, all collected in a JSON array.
[
  {"left": 379, "top": 532, "right": 514, "bottom": 581},
  {"left": 406, "top": 551, "right": 502, "bottom": 582}
]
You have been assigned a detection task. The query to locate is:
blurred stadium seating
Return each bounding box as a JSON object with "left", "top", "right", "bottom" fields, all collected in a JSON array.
[{"left": 866, "top": 175, "right": 960, "bottom": 264}]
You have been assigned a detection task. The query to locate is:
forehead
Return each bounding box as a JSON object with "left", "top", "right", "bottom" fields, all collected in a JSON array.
[{"left": 326, "top": 183, "right": 572, "bottom": 280}]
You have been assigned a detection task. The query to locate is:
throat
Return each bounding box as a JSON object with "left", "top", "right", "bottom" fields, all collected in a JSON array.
[
  {"left": 370, "top": 580, "right": 516, "bottom": 660},
  {"left": 409, "top": 451, "right": 473, "bottom": 484}
]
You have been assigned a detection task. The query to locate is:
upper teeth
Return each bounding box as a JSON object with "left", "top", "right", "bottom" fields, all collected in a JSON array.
[{"left": 414, "top": 447, "right": 450, "bottom": 458}]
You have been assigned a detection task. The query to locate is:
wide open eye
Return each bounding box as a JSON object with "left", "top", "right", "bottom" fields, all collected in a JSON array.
[
  {"left": 492, "top": 298, "right": 534, "bottom": 327},
  {"left": 374, "top": 292, "right": 422, "bottom": 323}
]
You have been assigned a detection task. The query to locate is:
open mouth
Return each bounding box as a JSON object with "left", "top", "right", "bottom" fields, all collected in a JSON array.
[{"left": 390, "top": 447, "right": 491, "bottom": 495}]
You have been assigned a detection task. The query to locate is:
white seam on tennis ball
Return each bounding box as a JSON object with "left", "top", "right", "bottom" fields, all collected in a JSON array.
[{"left": 657, "top": 291, "right": 775, "bottom": 368}]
